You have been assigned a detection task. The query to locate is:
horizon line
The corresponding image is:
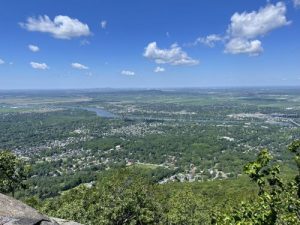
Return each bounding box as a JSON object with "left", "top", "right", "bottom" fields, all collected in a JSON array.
[{"left": 1, "top": 85, "right": 300, "bottom": 92}]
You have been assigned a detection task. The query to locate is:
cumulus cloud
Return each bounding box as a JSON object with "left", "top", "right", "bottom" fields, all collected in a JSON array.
[
  {"left": 294, "top": 0, "right": 300, "bottom": 7},
  {"left": 154, "top": 66, "right": 165, "bottom": 73},
  {"left": 30, "top": 62, "right": 49, "bottom": 70},
  {"left": 20, "top": 15, "right": 91, "bottom": 39},
  {"left": 100, "top": 20, "right": 107, "bottom": 29},
  {"left": 121, "top": 70, "right": 135, "bottom": 76},
  {"left": 197, "top": 2, "right": 290, "bottom": 56},
  {"left": 225, "top": 2, "right": 290, "bottom": 55},
  {"left": 194, "top": 34, "right": 223, "bottom": 47},
  {"left": 0, "top": 59, "right": 4, "bottom": 65},
  {"left": 224, "top": 38, "right": 263, "bottom": 56},
  {"left": 144, "top": 42, "right": 199, "bottom": 66},
  {"left": 71, "top": 62, "right": 89, "bottom": 70},
  {"left": 227, "top": 2, "right": 290, "bottom": 39},
  {"left": 28, "top": 44, "right": 40, "bottom": 52}
]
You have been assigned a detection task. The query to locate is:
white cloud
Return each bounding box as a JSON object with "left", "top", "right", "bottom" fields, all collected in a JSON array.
[
  {"left": 144, "top": 42, "right": 199, "bottom": 66},
  {"left": 224, "top": 2, "right": 290, "bottom": 55},
  {"left": 30, "top": 62, "right": 49, "bottom": 70},
  {"left": 71, "top": 62, "right": 89, "bottom": 70},
  {"left": 0, "top": 59, "right": 4, "bottom": 65},
  {"left": 194, "top": 34, "right": 223, "bottom": 47},
  {"left": 121, "top": 70, "right": 135, "bottom": 76},
  {"left": 228, "top": 2, "right": 290, "bottom": 39},
  {"left": 154, "top": 66, "right": 165, "bottom": 73},
  {"left": 197, "top": 2, "right": 290, "bottom": 56},
  {"left": 100, "top": 20, "right": 107, "bottom": 29},
  {"left": 294, "top": 0, "right": 300, "bottom": 7},
  {"left": 28, "top": 44, "right": 40, "bottom": 52},
  {"left": 225, "top": 38, "right": 263, "bottom": 56},
  {"left": 20, "top": 15, "right": 91, "bottom": 39}
]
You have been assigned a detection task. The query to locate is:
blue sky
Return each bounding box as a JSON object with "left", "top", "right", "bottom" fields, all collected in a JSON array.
[{"left": 0, "top": 0, "right": 299, "bottom": 89}]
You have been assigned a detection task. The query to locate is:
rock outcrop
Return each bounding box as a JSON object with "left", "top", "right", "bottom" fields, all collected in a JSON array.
[
  {"left": 49, "top": 218, "right": 82, "bottom": 225},
  {"left": 0, "top": 193, "right": 81, "bottom": 225}
]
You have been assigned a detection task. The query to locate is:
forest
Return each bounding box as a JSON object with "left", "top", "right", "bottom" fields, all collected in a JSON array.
[{"left": 1, "top": 141, "right": 300, "bottom": 224}]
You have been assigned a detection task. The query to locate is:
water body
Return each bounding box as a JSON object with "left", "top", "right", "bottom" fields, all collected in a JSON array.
[
  {"left": 80, "top": 107, "right": 295, "bottom": 127},
  {"left": 83, "top": 107, "right": 118, "bottom": 118}
]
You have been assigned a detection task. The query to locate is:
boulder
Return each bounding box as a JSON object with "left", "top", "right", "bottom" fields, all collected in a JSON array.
[
  {"left": 0, "top": 193, "right": 82, "bottom": 225},
  {"left": 50, "top": 218, "right": 82, "bottom": 225}
]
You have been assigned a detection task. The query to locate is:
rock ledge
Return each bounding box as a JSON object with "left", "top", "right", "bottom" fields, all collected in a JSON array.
[{"left": 0, "top": 193, "right": 82, "bottom": 225}]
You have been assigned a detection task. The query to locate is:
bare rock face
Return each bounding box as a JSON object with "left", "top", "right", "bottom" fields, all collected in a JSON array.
[
  {"left": 0, "top": 193, "right": 82, "bottom": 225},
  {"left": 50, "top": 218, "right": 82, "bottom": 225}
]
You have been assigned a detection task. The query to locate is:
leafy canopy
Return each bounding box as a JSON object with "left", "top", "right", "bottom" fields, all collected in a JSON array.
[{"left": 0, "top": 150, "right": 29, "bottom": 196}]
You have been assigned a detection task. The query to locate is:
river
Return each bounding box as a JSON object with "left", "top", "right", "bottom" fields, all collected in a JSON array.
[{"left": 82, "top": 107, "right": 119, "bottom": 118}]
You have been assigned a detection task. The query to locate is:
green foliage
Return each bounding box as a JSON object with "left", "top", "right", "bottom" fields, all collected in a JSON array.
[
  {"left": 24, "top": 195, "right": 43, "bottom": 208},
  {"left": 213, "top": 142, "right": 300, "bottom": 225},
  {"left": 288, "top": 140, "right": 300, "bottom": 198},
  {"left": 244, "top": 149, "right": 278, "bottom": 195},
  {"left": 37, "top": 167, "right": 257, "bottom": 225},
  {"left": 40, "top": 169, "right": 163, "bottom": 225},
  {"left": 0, "top": 150, "right": 29, "bottom": 196},
  {"left": 27, "top": 140, "right": 300, "bottom": 225},
  {"left": 164, "top": 188, "right": 205, "bottom": 224}
]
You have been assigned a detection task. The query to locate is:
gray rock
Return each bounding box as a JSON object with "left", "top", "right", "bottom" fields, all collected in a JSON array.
[
  {"left": 51, "top": 218, "right": 82, "bottom": 225},
  {"left": 0, "top": 193, "right": 82, "bottom": 225}
]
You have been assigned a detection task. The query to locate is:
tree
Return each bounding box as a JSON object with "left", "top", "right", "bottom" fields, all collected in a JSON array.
[
  {"left": 288, "top": 140, "right": 300, "bottom": 198},
  {"left": 40, "top": 168, "right": 163, "bottom": 225},
  {"left": 165, "top": 188, "right": 206, "bottom": 225},
  {"left": 212, "top": 142, "right": 300, "bottom": 225},
  {"left": 0, "top": 150, "right": 29, "bottom": 196}
]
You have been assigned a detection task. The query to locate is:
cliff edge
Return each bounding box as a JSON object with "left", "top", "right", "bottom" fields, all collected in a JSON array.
[{"left": 0, "top": 193, "right": 82, "bottom": 225}]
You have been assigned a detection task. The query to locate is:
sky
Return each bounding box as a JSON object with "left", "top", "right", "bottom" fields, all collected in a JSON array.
[{"left": 0, "top": 0, "right": 300, "bottom": 89}]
